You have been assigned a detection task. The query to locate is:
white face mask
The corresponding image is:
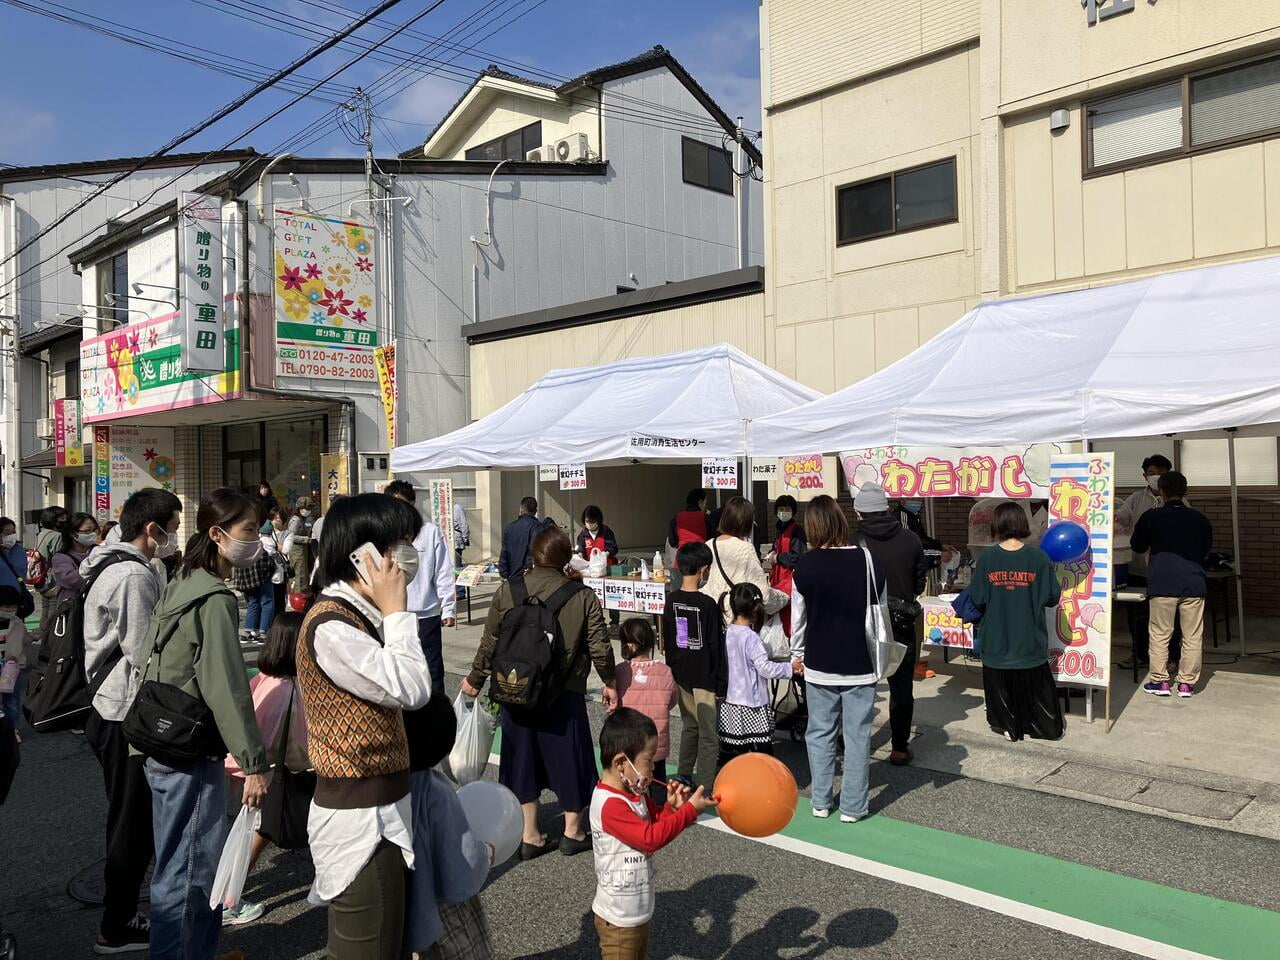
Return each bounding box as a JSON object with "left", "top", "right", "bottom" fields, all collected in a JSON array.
[
  {"left": 390, "top": 544, "right": 419, "bottom": 583},
  {"left": 622, "top": 757, "right": 651, "bottom": 796},
  {"left": 214, "top": 528, "right": 263, "bottom": 568},
  {"left": 777, "top": 510, "right": 793, "bottom": 523},
  {"left": 0, "top": 535, "right": 16, "bottom": 549},
  {"left": 152, "top": 526, "right": 177, "bottom": 559},
  {"left": 299, "top": 509, "right": 312, "bottom": 518},
  {"left": 1146, "top": 475, "right": 1162, "bottom": 493},
  {"left": 75, "top": 531, "right": 98, "bottom": 546}
]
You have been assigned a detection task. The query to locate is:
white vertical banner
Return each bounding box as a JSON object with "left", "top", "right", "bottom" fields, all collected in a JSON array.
[{"left": 179, "top": 192, "right": 225, "bottom": 372}]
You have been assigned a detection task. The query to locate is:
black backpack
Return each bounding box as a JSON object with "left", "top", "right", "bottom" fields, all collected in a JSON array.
[
  {"left": 24, "top": 553, "right": 148, "bottom": 733},
  {"left": 488, "top": 575, "right": 586, "bottom": 710}
]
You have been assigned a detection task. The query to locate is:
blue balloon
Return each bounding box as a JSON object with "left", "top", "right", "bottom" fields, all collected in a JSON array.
[{"left": 1041, "top": 521, "right": 1090, "bottom": 564}]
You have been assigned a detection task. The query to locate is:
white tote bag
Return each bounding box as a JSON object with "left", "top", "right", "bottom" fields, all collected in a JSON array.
[
  {"left": 759, "top": 614, "right": 791, "bottom": 661},
  {"left": 861, "top": 545, "right": 908, "bottom": 681}
]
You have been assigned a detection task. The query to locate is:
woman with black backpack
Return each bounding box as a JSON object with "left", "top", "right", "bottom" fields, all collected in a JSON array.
[{"left": 461, "top": 525, "right": 617, "bottom": 861}]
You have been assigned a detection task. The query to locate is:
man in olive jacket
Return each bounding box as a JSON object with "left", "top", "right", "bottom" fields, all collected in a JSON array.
[{"left": 462, "top": 525, "right": 616, "bottom": 856}]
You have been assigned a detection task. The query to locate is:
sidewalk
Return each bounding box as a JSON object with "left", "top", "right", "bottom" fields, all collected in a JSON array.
[{"left": 441, "top": 587, "right": 1280, "bottom": 841}]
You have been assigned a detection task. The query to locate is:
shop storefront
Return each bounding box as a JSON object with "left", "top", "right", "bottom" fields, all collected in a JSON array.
[{"left": 223, "top": 415, "right": 329, "bottom": 504}]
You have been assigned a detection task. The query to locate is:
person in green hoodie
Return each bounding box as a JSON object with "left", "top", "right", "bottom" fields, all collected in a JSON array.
[{"left": 137, "top": 487, "right": 270, "bottom": 960}]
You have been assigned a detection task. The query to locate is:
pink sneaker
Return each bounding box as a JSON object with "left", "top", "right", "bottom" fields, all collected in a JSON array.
[{"left": 1176, "top": 682, "right": 1194, "bottom": 698}]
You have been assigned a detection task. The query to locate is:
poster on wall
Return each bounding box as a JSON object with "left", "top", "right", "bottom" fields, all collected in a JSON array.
[
  {"left": 54, "top": 399, "right": 83, "bottom": 467},
  {"left": 375, "top": 343, "right": 397, "bottom": 450},
  {"left": 90, "top": 425, "right": 176, "bottom": 523},
  {"left": 781, "top": 454, "right": 824, "bottom": 492},
  {"left": 559, "top": 463, "right": 586, "bottom": 491},
  {"left": 702, "top": 457, "right": 738, "bottom": 490},
  {"left": 839, "top": 444, "right": 1061, "bottom": 499},
  {"left": 274, "top": 209, "right": 379, "bottom": 383},
  {"left": 1045, "top": 452, "right": 1114, "bottom": 689},
  {"left": 320, "top": 453, "right": 349, "bottom": 513},
  {"left": 81, "top": 294, "right": 240, "bottom": 423},
  {"left": 179, "top": 192, "right": 226, "bottom": 372},
  {"left": 429, "top": 479, "right": 454, "bottom": 553}
]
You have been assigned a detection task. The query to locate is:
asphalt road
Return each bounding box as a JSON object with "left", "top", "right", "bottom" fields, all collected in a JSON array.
[{"left": 5, "top": 675, "right": 1278, "bottom": 960}]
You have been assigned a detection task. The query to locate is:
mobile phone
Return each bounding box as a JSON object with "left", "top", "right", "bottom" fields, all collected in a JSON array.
[{"left": 349, "top": 542, "right": 383, "bottom": 587}]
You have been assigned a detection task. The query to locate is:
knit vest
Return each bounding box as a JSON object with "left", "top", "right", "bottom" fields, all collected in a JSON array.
[{"left": 296, "top": 597, "right": 410, "bottom": 808}]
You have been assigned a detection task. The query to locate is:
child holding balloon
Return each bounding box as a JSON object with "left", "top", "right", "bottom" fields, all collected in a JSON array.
[{"left": 590, "top": 708, "right": 715, "bottom": 959}]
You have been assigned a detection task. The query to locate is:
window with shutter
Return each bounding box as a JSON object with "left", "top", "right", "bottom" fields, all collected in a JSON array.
[
  {"left": 1191, "top": 56, "right": 1280, "bottom": 147},
  {"left": 1088, "top": 82, "right": 1184, "bottom": 169}
]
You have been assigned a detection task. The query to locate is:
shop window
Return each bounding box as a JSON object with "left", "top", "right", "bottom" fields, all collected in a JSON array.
[
  {"left": 465, "top": 121, "right": 543, "bottom": 162},
  {"left": 96, "top": 252, "right": 129, "bottom": 327},
  {"left": 681, "top": 137, "right": 733, "bottom": 195},
  {"left": 266, "top": 417, "right": 326, "bottom": 504},
  {"left": 836, "top": 158, "right": 957, "bottom": 245}
]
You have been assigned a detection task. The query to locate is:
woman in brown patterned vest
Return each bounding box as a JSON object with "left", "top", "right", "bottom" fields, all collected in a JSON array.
[{"left": 296, "top": 493, "right": 432, "bottom": 960}]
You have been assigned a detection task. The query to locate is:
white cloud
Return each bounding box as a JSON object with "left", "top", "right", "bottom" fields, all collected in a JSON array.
[
  {"left": 382, "top": 73, "right": 468, "bottom": 135},
  {"left": 673, "top": 9, "right": 762, "bottom": 130},
  {"left": 0, "top": 97, "right": 56, "bottom": 163}
]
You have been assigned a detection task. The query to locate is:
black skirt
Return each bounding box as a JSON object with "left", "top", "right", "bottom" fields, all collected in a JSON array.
[
  {"left": 982, "top": 662, "right": 1064, "bottom": 742},
  {"left": 498, "top": 691, "right": 597, "bottom": 811}
]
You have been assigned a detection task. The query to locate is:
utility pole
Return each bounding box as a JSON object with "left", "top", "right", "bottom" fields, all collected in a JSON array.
[
  {"left": 0, "top": 195, "right": 20, "bottom": 521},
  {"left": 734, "top": 116, "right": 748, "bottom": 270}
]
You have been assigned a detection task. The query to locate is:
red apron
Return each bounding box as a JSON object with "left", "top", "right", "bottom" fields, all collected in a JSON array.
[
  {"left": 674, "top": 510, "right": 708, "bottom": 548},
  {"left": 769, "top": 522, "right": 796, "bottom": 636}
]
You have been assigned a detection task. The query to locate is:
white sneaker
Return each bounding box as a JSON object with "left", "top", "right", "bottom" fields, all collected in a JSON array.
[
  {"left": 811, "top": 806, "right": 830, "bottom": 819},
  {"left": 840, "top": 814, "right": 861, "bottom": 823}
]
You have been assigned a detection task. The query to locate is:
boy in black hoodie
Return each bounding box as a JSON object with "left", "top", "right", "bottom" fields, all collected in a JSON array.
[
  {"left": 662, "top": 542, "right": 726, "bottom": 789},
  {"left": 855, "top": 483, "right": 927, "bottom": 766}
]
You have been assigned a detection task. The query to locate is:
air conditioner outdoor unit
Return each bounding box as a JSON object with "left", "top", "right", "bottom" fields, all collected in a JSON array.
[
  {"left": 548, "top": 133, "right": 590, "bottom": 163},
  {"left": 36, "top": 418, "right": 55, "bottom": 440},
  {"left": 525, "top": 146, "right": 550, "bottom": 162}
]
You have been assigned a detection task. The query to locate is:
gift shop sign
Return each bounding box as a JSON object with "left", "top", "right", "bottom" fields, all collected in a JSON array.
[
  {"left": 839, "top": 444, "right": 1059, "bottom": 499},
  {"left": 179, "top": 192, "right": 226, "bottom": 372},
  {"left": 91, "top": 425, "right": 177, "bottom": 524}
]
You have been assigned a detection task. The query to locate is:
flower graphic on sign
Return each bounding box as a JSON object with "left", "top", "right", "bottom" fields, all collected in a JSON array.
[
  {"left": 304, "top": 263, "right": 322, "bottom": 280},
  {"left": 351, "top": 308, "right": 367, "bottom": 324},
  {"left": 347, "top": 226, "right": 363, "bottom": 240},
  {"left": 327, "top": 264, "right": 351, "bottom": 286},
  {"left": 150, "top": 456, "right": 175, "bottom": 484},
  {"left": 330, "top": 230, "right": 347, "bottom": 246},
  {"left": 128, "top": 331, "right": 141, "bottom": 354},
  {"left": 355, "top": 256, "right": 372, "bottom": 273},
  {"left": 147, "top": 328, "right": 159, "bottom": 349},
  {"left": 320, "top": 287, "right": 352, "bottom": 317},
  {"left": 143, "top": 447, "right": 157, "bottom": 461},
  {"left": 308, "top": 289, "right": 322, "bottom": 303},
  {"left": 358, "top": 294, "right": 372, "bottom": 308},
  {"left": 279, "top": 265, "right": 304, "bottom": 292},
  {"left": 310, "top": 309, "right": 326, "bottom": 324},
  {"left": 127, "top": 380, "right": 139, "bottom": 405},
  {"left": 284, "top": 296, "right": 309, "bottom": 320},
  {"left": 354, "top": 240, "right": 370, "bottom": 255}
]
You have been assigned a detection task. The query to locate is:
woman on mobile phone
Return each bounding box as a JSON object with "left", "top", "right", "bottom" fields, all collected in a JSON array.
[{"left": 296, "top": 493, "right": 432, "bottom": 960}]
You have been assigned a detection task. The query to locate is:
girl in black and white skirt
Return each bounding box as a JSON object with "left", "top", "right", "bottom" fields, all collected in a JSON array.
[{"left": 717, "top": 583, "right": 803, "bottom": 767}]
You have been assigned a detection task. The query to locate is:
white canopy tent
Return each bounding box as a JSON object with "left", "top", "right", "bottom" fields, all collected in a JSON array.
[
  {"left": 391, "top": 343, "right": 822, "bottom": 472},
  {"left": 743, "top": 255, "right": 1280, "bottom": 654}
]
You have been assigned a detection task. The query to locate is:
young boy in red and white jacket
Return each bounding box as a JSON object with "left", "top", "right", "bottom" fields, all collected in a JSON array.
[{"left": 590, "top": 707, "right": 715, "bottom": 959}]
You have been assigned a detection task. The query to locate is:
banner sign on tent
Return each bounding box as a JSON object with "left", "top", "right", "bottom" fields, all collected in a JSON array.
[
  {"left": 635, "top": 582, "right": 666, "bottom": 615},
  {"left": 429, "top": 479, "right": 454, "bottom": 553},
  {"left": 628, "top": 433, "right": 705, "bottom": 454},
  {"left": 1045, "top": 452, "right": 1114, "bottom": 688},
  {"left": 605, "top": 580, "right": 636, "bottom": 612},
  {"left": 839, "top": 444, "right": 1057, "bottom": 499},
  {"left": 559, "top": 463, "right": 586, "bottom": 491},
  {"left": 538, "top": 464, "right": 558, "bottom": 482},
  {"left": 782, "top": 454, "right": 825, "bottom": 491},
  {"left": 751, "top": 461, "right": 778, "bottom": 480},
  {"left": 702, "top": 457, "right": 738, "bottom": 490},
  {"left": 922, "top": 597, "right": 974, "bottom": 650}
]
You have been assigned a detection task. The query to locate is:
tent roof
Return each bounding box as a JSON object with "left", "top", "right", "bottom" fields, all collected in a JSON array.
[
  {"left": 744, "top": 255, "right": 1280, "bottom": 456},
  {"left": 392, "top": 344, "right": 821, "bottom": 472}
]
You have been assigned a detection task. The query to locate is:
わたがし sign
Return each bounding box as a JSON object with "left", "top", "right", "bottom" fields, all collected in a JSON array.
[
  {"left": 781, "top": 454, "right": 824, "bottom": 491},
  {"left": 91, "top": 426, "right": 177, "bottom": 524},
  {"left": 1044, "top": 453, "right": 1114, "bottom": 688},
  {"left": 921, "top": 597, "right": 974, "bottom": 650},
  {"left": 274, "top": 210, "right": 378, "bottom": 383},
  {"left": 839, "top": 444, "right": 1059, "bottom": 499}
]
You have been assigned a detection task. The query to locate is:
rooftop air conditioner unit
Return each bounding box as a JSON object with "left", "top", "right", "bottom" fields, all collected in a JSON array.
[
  {"left": 36, "top": 417, "right": 55, "bottom": 440},
  {"left": 549, "top": 133, "right": 590, "bottom": 163},
  {"left": 525, "top": 145, "right": 550, "bottom": 162}
]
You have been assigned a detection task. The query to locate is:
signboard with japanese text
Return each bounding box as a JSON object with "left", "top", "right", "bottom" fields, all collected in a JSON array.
[
  {"left": 584, "top": 577, "right": 606, "bottom": 608},
  {"left": 559, "top": 463, "right": 587, "bottom": 491},
  {"left": 627, "top": 433, "right": 706, "bottom": 455},
  {"left": 634, "top": 581, "right": 667, "bottom": 615},
  {"left": 781, "top": 454, "right": 824, "bottom": 492},
  {"left": 179, "top": 192, "right": 226, "bottom": 372},
  {"left": 538, "top": 464, "right": 558, "bottom": 482},
  {"left": 751, "top": 460, "right": 779, "bottom": 480},
  {"left": 274, "top": 209, "right": 379, "bottom": 383},
  {"left": 921, "top": 597, "right": 975, "bottom": 650},
  {"left": 456, "top": 565, "right": 489, "bottom": 588},
  {"left": 81, "top": 295, "right": 240, "bottom": 423},
  {"left": 1045, "top": 453, "right": 1114, "bottom": 689},
  {"left": 90, "top": 425, "right": 176, "bottom": 523},
  {"left": 374, "top": 343, "right": 397, "bottom": 451},
  {"left": 429, "top": 479, "right": 454, "bottom": 553},
  {"left": 702, "top": 457, "right": 738, "bottom": 490},
  {"left": 320, "top": 453, "right": 348, "bottom": 513},
  {"left": 839, "top": 444, "right": 1060, "bottom": 499},
  {"left": 604, "top": 580, "right": 637, "bottom": 612},
  {"left": 54, "top": 399, "right": 83, "bottom": 467}
]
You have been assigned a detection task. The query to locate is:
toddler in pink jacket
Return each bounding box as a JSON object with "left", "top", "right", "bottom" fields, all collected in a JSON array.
[{"left": 614, "top": 619, "right": 677, "bottom": 785}]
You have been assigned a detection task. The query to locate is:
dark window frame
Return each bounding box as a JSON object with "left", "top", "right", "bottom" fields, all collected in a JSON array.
[
  {"left": 96, "top": 252, "right": 129, "bottom": 328},
  {"left": 464, "top": 121, "right": 543, "bottom": 162},
  {"left": 680, "top": 136, "right": 735, "bottom": 196},
  {"left": 835, "top": 157, "right": 959, "bottom": 246},
  {"left": 1084, "top": 51, "right": 1280, "bottom": 179}
]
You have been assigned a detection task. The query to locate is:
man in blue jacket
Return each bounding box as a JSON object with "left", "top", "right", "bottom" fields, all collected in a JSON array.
[{"left": 499, "top": 497, "right": 551, "bottom": 579}]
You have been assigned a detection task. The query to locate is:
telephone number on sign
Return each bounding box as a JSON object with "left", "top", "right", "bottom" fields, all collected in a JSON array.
[
  {"left": 283, "top": 347, "right": 376, "bottom": 366},
  {"left": 278, "top": 360, "right": 378, "bottom": 380}
]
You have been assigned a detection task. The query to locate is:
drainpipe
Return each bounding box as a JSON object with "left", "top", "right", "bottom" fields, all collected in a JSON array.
[
  {"left": 255, "top": 153, "right": 295, "bottom": 223},
  {"left": 468, "top": 159, "right": 511, "bottom": 423}
]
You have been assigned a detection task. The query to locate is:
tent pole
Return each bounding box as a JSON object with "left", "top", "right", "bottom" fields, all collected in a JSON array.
[{"left": 1227, "top": 431, "right": 1247, "bottom": 656}]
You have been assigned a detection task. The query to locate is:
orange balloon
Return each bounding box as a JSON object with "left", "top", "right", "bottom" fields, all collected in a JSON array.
[{"left": 713, "top": 753, "right": 798, "bottom": 838}]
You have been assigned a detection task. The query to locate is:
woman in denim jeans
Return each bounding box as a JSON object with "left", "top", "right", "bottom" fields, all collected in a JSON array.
[
  {"left": 136, "top": 488, "right": 271, "bottom": 960},
  {"left": 788, "top": 495, "right": 885, "bottom": 823}
]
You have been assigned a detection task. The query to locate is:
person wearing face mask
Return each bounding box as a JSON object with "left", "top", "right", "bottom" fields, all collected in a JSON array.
[
  {"left": 296, "top": 493, "right": 431, "bottom": 960},
  {"left": 50, "top": 511, "right": 99, "bottom": 607},
  {"left": 80, "top": 488, "right": 182, "bottom": 955},
  {"left": 135, "top": 487, "right": 271, "bottom": 960},
  {"left": 287, "top": 496, "right": 317, "bottom": 596},
  {"left": 577, "top": 505, "right": 620, "bottom": 627},
  {"left": 263, "top": 507, "right": 295, "bottom": 622},
  {"left": 700, "top": 496, "right": 788, "bottom": 628},
  {"left": 766, "top": 495, "right": 806, "bottom": 638},
  {"left": 386, "top": 481, "right": 457, "bottom": 695}
]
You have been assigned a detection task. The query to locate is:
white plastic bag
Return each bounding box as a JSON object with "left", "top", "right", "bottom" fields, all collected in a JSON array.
[
  {"left": 585, "top": 548, "right": 608, "bottom": 578},
  {"left": 210, "top": 806, "right": 260, "bottom": 912},
  {"left": 448, "top": 691, "right": 496, "bottom": 786},
  {"left": 759, "top": 614, "right": 791, "bottom": 661}
]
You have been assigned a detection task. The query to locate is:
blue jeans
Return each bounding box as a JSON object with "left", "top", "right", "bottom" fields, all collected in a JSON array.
[
  {"left": 804, "top": 682, "right": 876, "bottom": 819},
  {"left": 244, "top": 580, "right": 275, "bottom": 633},
  {"left": 145, "top": 757, "right": 227, "bottom": 960}
]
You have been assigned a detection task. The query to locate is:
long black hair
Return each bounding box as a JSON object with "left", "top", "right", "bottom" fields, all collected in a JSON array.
[
  {"left": 59, "top": 511, "right": 97, "bottom": 554},
  {"left": 179, "top": 487, "right": 264, "bottom": 578},
  {"left": 726, "top": 581, "right": 765, "bottom": 632}
]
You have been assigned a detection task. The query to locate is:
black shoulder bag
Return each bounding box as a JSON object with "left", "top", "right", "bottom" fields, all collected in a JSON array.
[{"left": 258, "top": 684, "right": 315, "bottom": 850}]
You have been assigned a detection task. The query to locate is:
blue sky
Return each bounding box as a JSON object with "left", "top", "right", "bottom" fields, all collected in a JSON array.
[{"left": 0, "top": 0, "right": 761, "bottom": 167}]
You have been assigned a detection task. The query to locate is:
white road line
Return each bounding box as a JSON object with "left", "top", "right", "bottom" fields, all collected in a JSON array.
[
  {"left": 698, "top": 818, "right": 1221, "bottom": 960},
  {"left": 482, "top": 750, "right": 1220, "bottom": 959}
]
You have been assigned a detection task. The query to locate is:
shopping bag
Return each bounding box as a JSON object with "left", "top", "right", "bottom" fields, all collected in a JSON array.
[
  {"left": 210, "top": 806, "right": 260, "bottom": 912},
  {"left": 759, "top": 614, "right": 790, "bottom": 661},
  {"left": 860, "top": 545, "right": 907, "bottom": 681},
  {"left": 447, "top": 691, "right": 495, "bottom": 786}
]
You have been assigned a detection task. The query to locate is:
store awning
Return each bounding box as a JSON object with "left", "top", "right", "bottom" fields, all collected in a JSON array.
[
  {"left": 391, "top": 344, "right": 822, "bottom": 471},
  {"left": 21, "top": 447, "right": 55, "bottom": 469},
  {"left": 743, "top": 255, "right": 1280, "bottom": 456}
]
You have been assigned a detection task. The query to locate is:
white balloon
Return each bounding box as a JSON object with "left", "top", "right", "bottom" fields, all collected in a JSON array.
[{"left": 456, "top": 781, "right": 524, "bottom": 866}]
